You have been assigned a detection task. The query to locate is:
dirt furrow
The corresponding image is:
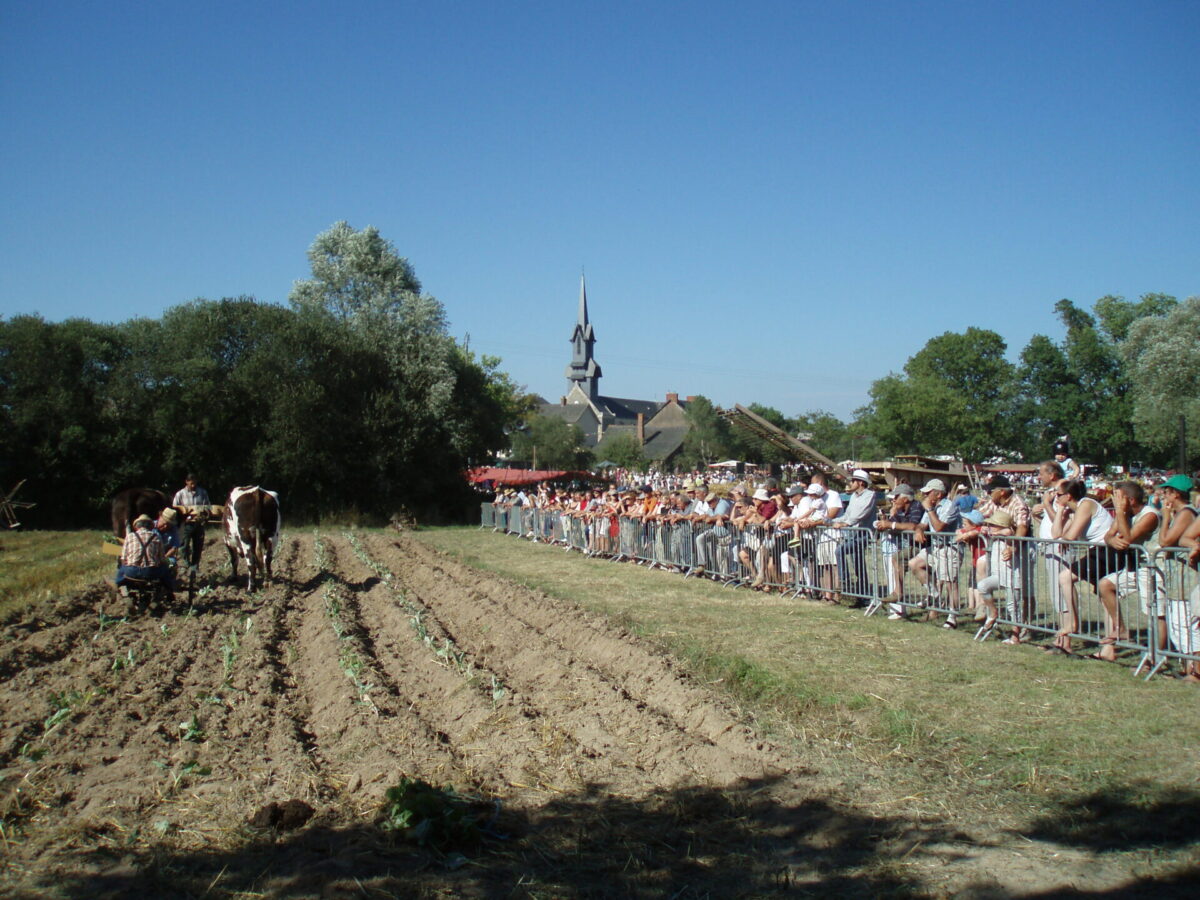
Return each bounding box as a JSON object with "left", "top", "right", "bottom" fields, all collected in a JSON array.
[
  {"left": 360, "top": 533, "right": 786, "bottom": 797},
  {"left": 280, "top": 532, "right": 469, "bottom": 809}
]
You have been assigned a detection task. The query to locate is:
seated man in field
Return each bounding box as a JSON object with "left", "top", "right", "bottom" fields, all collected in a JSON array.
[{"left": 116, "top": 514, "right": 172, "bottom": 595}]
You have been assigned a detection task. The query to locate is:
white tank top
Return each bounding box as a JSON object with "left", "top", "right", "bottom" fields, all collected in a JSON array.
[{"left": 1083, "top": 499, "right": 1113, "bottom": 544}]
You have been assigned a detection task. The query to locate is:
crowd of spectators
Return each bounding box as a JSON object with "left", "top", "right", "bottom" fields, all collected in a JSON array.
[{"left": 490, "top": 458, "right": 1200, "bottom": 679}]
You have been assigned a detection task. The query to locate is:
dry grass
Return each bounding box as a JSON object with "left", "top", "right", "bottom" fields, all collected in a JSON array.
[
  {"left": 0, "top": 531, "right": 113, "bottom": 620},
  {"left": 417, "top": 526, "right": 1200, "bottom": 829}
]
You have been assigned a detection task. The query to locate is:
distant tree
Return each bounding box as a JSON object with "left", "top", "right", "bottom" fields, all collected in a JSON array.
[
  {"left": 860, "top": 328, "right": 1016, "bottom": 461},
  {"left": 0, "top": 315, "right": 131, "bottom": 524},
  {"left": 1123, "top": 296, "right": 1200, "bottom": 464},
  {"left": 510, "top": 415, "right": 591, "bottom": 470},
  {"left": 677, "top": 396, "right": 733, "bottom": 469},
  {"left": 598, "top": 433, "right": 646, "bottom": 470}
]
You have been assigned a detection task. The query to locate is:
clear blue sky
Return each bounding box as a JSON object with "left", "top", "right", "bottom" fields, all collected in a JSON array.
[{"left": 2, "top": 1, "right": 1196, "bottom": 420}]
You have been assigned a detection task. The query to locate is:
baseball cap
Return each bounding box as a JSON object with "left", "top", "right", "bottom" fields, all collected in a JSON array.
[{"left": 920, "top": 478, "right": 947, "bottom": 493}]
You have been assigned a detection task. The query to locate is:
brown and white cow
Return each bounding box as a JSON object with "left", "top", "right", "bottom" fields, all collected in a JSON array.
[
  {"left": 111, "top": 488, "right": 171, "bottom": 538},
  {"left": 222, "top": 486, "right": 281, "bottom": 591}
]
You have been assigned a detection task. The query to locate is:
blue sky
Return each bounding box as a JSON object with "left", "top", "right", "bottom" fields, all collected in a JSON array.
[{"left": 2, "top": 1, "right": 1196, "bottom": 419}]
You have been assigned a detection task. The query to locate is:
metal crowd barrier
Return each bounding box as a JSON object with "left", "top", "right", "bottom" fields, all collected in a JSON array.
[{"left": 481, "top": 505, "right": 1200, "bottom": 678}]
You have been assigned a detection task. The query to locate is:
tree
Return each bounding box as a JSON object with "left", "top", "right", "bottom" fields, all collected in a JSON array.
[
  {"left": 597, "top": 433, "right": 645, "bottom": 470},
  {"left": 287, "top": 221, "right": 519, "bottom": 516},
  {"left": 1123, "top": 296, "right": 1200, "bottom": 464},
  {"left": 676, "top": 396, "right": 732, "bottom": 469},
  {"left": 509, "top": 415, "right": 591, "bottom": 469},
  {"left": 860, "top": 328, "right": 1016, "bottom": 461}
]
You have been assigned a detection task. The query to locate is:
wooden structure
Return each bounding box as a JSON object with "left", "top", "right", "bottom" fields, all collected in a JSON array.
[
  {"left": 719, "top": 405, "right": 852, "bottom": 485},
  {"left": 1, "top": 480, "right": 35, "bottom": 529}
]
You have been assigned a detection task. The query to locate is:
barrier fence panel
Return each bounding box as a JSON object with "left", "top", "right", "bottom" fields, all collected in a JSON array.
[
  {"left": 1143, "top": 548, "right": 1200, "bottom": 678},
  {"left": 476, "top": 505, "right": 1196, "bottom": 678}
]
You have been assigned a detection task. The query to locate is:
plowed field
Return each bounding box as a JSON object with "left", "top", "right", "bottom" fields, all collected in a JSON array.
[{"left": 0, "top": 531, "right": 1193, "bottom": 898}]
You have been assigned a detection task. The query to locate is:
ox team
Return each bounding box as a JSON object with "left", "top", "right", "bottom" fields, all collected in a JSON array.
[{"left": 113, "top": 475, "right": 281, "bottom": 602}]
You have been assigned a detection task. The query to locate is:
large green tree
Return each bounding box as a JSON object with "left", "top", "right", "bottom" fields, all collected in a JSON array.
[
  {"left": 860, "top": 328, "right": 1016, "bottom": 461},
  {"left": 1123, "top": 296, "right": 1200, "bottom": 465}
]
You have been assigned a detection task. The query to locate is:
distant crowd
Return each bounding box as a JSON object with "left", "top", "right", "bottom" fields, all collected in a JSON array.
[{"left": 489, "top": 446, "right": 1200, "bottom": 682}]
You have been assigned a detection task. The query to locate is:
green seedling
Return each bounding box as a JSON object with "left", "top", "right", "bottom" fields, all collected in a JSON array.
[
  {"left": 18, "top": 742, "right": 46, "bottom": 762},
  {"left": 180, "top": 715, "right": 205, "bottom": 743},
  {"left": 221, "top": 627, "right": 240, "bottom": 683},
  {"left": 490, "top": 675, "right": 507, "bottom": 706},
  {"left": 96, "top": 612, "right": 127, "bottom": 633},
  {"left": 111, "top": 648, "right": 137, "bottom": 672}
]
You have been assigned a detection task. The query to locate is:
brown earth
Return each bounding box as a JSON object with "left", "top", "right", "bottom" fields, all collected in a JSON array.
[{"left": 0, "top": 531, "right": 1196, "bottom": 898}]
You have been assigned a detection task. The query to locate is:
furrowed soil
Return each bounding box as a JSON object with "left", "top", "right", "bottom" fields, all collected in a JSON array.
[{"left": 1, "top": 530, "right": 1196, "bottom": 898}]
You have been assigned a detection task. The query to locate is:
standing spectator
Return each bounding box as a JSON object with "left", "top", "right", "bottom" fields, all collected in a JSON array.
[
  {"left": 172, "top": 474, "right": 211, "bottom": 573},
  {"left": 1094, "top": 481, "right": 1162, "bottom": 662},
  {"left": 1053, "top": 479, "right": 1114, "bottom": 654},
  {"left": 876, "top": 483, "right": 923, "bottom": 618},
  {"left": 1029, "top": 460, "right": 1066, "bottom": 645},
  {"left": 832, "top": 469, "right": 878, "bottom": 607},
  {"left": 911, "top": 479, "right": 963, "bottom": 628}
]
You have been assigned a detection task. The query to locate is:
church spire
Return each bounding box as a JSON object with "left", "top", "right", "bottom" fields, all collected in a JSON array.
[{"left": 565, "top": 272, "right": 601, "bottom": 401}]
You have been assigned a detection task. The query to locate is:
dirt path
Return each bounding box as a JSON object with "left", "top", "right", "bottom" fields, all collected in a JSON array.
[{"left": 0, "top": 531, "right": 1188, "bottom": 898}]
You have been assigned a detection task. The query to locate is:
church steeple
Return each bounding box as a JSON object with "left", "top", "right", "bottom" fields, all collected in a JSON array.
[{"left": 565, "top": 273, "right": 601, "bottom": 401}]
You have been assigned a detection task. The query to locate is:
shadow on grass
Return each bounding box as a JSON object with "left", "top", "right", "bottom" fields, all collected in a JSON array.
[
  {"left": 1022, "top": 781, "right": 1200, "bottom": 853},
  {"left": 31, "top": 776, "right": 970, "bottom": 899}
]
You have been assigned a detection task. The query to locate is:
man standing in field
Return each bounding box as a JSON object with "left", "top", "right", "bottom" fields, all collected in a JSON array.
[{"left": 173, "top": 473, "right": 210, "bottom": 573}]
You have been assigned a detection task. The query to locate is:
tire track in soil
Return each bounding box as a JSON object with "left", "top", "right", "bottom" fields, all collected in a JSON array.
[{"left": 358, "top": 532, "right": 790, "bottom": 800}]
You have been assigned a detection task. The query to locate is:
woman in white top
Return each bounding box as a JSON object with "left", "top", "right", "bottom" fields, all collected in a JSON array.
[{"left": 1052, "top": 479, "right": 1114, "bottom": 653}]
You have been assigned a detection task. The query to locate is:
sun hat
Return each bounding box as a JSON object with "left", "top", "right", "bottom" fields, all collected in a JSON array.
[
  {"left": 752, "top": 488, "right": 770, "bottom": 502},
  {"left": 160, "top": 508, "right": 178, "bottom": 523},
  {"left": 891, "top": 483, "right": 915, "bottom": 497},
  {"left": 985, "top": 509, "right": 1014, "bottom": 528},
  {"left": 705, "top": 491, "right": 717, "bottom": 502},
  {"left": 133, "top": 514, "right": 154, "bottom": 528},
  {"left": 850, "top": 469, "right": 871, "bottom": 484},
  {"left": 1162, "top": 474, "right": 1194, "bottom": 494},
  {"left": 920, "top": 478, "right": 947, "bottom": 494},
  {"left": 805, "top": 483, "right": 825, "bottom": 496},
  {"left": 962, "top": 510, "right": 986, "bottom": 526},
  {"left": 785, "top": 485, "right": 805, "bottom": 497}
]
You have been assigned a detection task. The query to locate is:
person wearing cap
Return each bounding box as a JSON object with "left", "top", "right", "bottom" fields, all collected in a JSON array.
[
  {"left": 876, "top": 483, "right": 923, "bottom": 618},
  {"left": 116, "top": 513, "right": 172, "bottom": 595},
  {"left": 1054, "top": 439, "right": 1081, "bottom": 481},
  {"left": 831, "top": 469, "right": 878, "bottom": 607},
  {"left": 967, "top": 509, "right": 1020, "bottom": 636},
  {"left": 1157, "top": 474, "right": 1196, "bottom": 550},
  {"left": 784, "top": 482, "right": 829, "bottom": 595},
  {"left": 172, "top": 474, "right": 210, "bottom": 573},
  {"left": 911, "top": 478, "right": 963, "bottom": 628},
  {"left": 155, "top": 507, "right": 183, "bottom": 571},
  {"left": 954, "top": 483, "right": 978, "bottom": 515},
  {"left": 1051, "top": 478, "right": 1114, "bottom": 654}
]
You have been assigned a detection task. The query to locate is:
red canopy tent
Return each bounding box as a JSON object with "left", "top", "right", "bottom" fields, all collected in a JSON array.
[{"left": 467, "top": 467, "right": 593, "bottom": 486}]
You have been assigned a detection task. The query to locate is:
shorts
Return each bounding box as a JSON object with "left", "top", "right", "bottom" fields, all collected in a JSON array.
[
  {"left": 1069, "top": 546, "right": 1124, "bottom": 587},
  {"left": 929, "top": 544, "right": 962, "bottom": 582},
  {"left": 1101, "top": 566, "right": 1167, "bottom": 616}
]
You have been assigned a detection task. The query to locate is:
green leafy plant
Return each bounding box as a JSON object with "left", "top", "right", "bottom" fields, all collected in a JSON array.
[
  {"left": 378, "top": 778, "right": 482, "bottom": 850},
  {"left": 179, "top": 715, "right": 205, "bottom": 743}
]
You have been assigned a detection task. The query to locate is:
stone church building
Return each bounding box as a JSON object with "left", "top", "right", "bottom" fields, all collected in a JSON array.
[{"left": 538, "top": 276, "right": 694, "bottom": 464}]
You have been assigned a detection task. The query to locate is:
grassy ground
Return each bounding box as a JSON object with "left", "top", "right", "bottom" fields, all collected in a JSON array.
[
  {"left": 416, "top": 526, "right": 1200, "bottom": 831},
  {"left": 0, "top": 531, "right": 113, "bottom": 620}
]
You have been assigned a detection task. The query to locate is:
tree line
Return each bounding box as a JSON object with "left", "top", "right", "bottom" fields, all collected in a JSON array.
[
  {"left": 508, "top": 293, "right": 1199, "bottom": 473},
  {"left": 1, "top": 223, "right": 526, "bottom": 528},
  {"left": 4, "top": 218, "right": 1194, "bottom": 528}
]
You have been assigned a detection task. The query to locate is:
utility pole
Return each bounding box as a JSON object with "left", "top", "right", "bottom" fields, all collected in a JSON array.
[{"left": 1179, "top": 415, "right": 1187, "bottom": 472}]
